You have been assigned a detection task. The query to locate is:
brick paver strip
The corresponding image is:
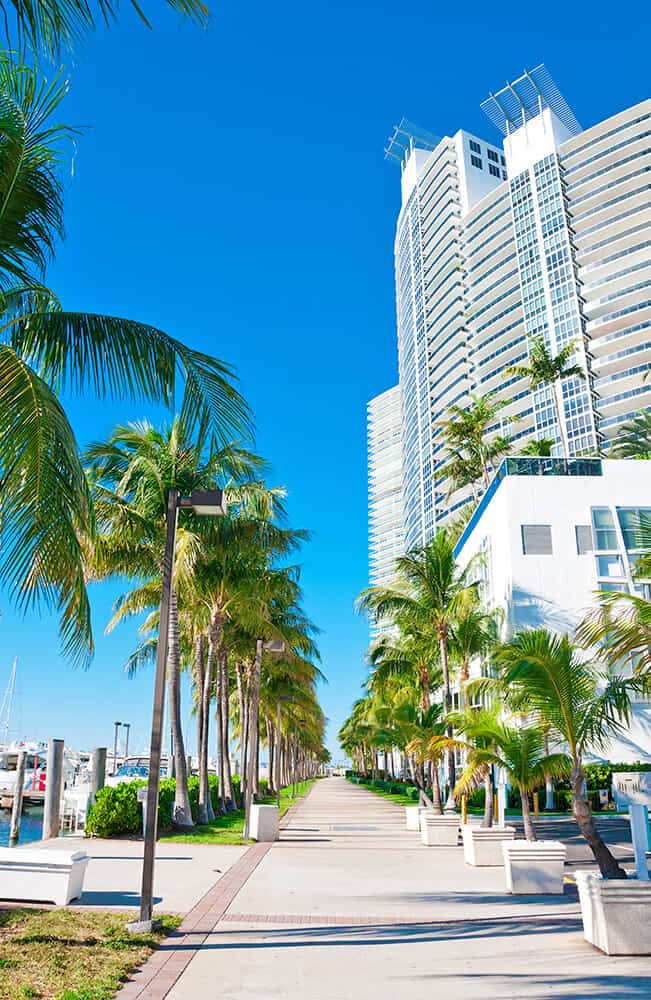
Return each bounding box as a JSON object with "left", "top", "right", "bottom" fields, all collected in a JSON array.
[{"left": 116, "top": 787, "right": 315, "bottom": 999}]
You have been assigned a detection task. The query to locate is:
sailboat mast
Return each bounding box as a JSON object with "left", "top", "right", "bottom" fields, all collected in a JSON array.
[{"left": 0, "top": 657, "right": 18, "bottom": 746}]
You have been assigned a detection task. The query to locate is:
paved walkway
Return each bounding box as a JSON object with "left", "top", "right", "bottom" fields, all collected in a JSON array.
[{"left": 122, "top": 778, "right": 651, "bottom": 999}]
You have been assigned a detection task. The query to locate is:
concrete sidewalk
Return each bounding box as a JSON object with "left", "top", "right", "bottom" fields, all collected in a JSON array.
[{"left": 132, "top": 778, "right": 651, "bottom": 999}]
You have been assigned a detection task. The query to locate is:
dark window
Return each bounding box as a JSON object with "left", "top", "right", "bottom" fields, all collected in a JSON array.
[
  {"left": 471, "top": 155, "right": 483, "bottom": 170},
  {"left": 489, "top": 164, "right": 501, "bottom": 177},
  {"left": 487, "top": 149, "right": 499, "bottom": 162},
  {"left": 502, "top": 169, "right": 508, "bottom": 179},
  {"left": 501, "top": 154, "right": 506, "bottom": 165},
  {"left": 470, "top": 139, "right": 481, "bottom": 154},
  {"left": 522, "top": 524, "right": 553, "bottom": 555},
  {"left": 575, "top": 525, "right": 593, "bottom": 554}
]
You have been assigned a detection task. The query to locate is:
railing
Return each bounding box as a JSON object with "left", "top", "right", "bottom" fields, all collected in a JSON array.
[{"left": 453, "top": 457, "right": 603, "bottom": 558}]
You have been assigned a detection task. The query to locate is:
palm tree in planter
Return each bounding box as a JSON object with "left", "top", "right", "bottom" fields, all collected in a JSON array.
[
  {"left": 399, "top": 699, "right": 449, "bottom": 813},
  {"left": 358, "top": 529, "right": 478, "bottom": 809},
  {"left": 507, "top": 337, "right": 585, "bottom": 457},
  {"left": 452, "top": 720, "right": 570, "bottom": 841},
  {"left": 494, "top": 629, "right": 645, "bottom": 878}
]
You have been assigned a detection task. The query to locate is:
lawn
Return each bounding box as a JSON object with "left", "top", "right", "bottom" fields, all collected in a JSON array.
[
  {"left": 161, "top": 781, "right": 314, "bottom": 844},
  {"left": 0, "top": 908, "right": 180, "bottom": 1000}
]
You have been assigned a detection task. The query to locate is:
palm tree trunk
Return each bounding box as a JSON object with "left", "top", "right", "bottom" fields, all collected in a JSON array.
[
  {"left": 220, "top": 647, "right": 235, "bottom": 810},
  {"left": 430, "top": 764, "right": 443, "bottom": 814},
  {"left": 168, "top": 590, "right": 193, "bottom": 828},
  {"left": 544, "top": 732, "right": 554, "bottom": 811},
  {"left": 194, "top": 632, "right": 205, "bottom": 797},
  {"left": 267, "top": 717, "right": 275, "bottom": 794},
  {"left": 482, "top": 769, "right": 494, "bottom": 828},
  {"left": 520, "top": 790, "right": 536, "bottom": 841},
  {"left": 235, "top": 662, "right": 246, "bottom": 799},
  {"left": 199, "top": 609, "right": 220, "bottom": 824},
  {"left": 571, "top": 763, "right": 626, "bottom": 878},
  {"left": 551, "top": 383, "right": 569, "bottom": 457},
  {"left": 244, "top": 640, "right": 262, "bottom": 837},
  {"left": 440, "top": 635, "right": 456, "bottom": 810}
]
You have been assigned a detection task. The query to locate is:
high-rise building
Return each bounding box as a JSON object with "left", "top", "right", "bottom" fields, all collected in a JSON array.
[
  {"left": 367, "top": 387, "right": 405, "bottom": 621},
  {"left": 376, "top": 66, "right": 651, "bottom": 555}
]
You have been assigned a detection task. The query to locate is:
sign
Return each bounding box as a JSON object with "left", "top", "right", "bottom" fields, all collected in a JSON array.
[
  {"left": 137, "top": 788, "right": 148, "bottom": 803},
  {"left": 612, "top": 772, "right": 651, "bottom": 809},
  {"left": 598, "top": 789, "right": 609, "bottom": 807}
]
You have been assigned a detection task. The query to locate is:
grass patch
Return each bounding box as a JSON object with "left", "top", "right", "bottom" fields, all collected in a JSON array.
[
  {"left": 161, "top": 781, "right": 313, "bottom": 844},
  {"left": 0, "top": 908, "right": 180, "bottom": 1000}
]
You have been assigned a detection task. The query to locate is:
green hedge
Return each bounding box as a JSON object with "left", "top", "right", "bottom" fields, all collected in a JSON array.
[{"left": 86, "top": 773, "right": 267, "bottom": 838}]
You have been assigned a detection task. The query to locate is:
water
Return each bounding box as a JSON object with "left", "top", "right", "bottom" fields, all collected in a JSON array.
[{"left": 0, "top": 805, "right": 43, "bottom": 846}]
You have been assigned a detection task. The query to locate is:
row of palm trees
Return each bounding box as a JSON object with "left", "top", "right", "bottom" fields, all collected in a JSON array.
[
  {"left": 0, "top": 41, "right": 328, "bottom": 826},
  {"left": 341, "top": 526, "right": 651, "bottom": 879}
]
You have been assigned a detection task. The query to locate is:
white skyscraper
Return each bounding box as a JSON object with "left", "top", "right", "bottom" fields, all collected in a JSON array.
[
  {"left": 367, "top": 386, "right": 405, "bottom": 635},
  {"left": 372, "top": 66, "right": 651, "bottom": 561}
]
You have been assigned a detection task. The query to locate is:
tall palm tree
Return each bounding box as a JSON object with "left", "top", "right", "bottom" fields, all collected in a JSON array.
[
  {"left": 441, "top": 393, "right": 513, "bottom": 495},
  {"left": 0, "top": 60, "right": 249, "bottom": 664},
  {"left": 494, "top": 629, "right": 644, "bottom": 877},
  {"left": 507, "top": 337, "right": 585, "bottom": 457},
  {"left": 358, "top": 530, "right": 478, "bottom": 809},
  {"left": 520, "top": 438, "right": 555, "bottom": 457},
  {"left": 448, "top": 593, "right": 500, "bottom": 705},
  {"left": 452, "top": 721, "right": 570, "bottom": 841},
  {"left": 86, "top": 420, "right": 258, "bottom": 826},
  {"left": 610, "top": 411, "right": 651, "bottom": 460},
  {"left": 368, "top": 633, "right": 441, "bottom": 714}
]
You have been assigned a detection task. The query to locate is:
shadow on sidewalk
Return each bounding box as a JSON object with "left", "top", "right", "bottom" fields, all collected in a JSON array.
[{"left": 409, "top": 972, "right": 651, "bottom": 999}]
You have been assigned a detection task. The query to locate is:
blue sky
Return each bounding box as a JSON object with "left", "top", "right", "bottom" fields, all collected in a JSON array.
[{"left": 1, "top": 0, "right": 649, "bottom": 758}]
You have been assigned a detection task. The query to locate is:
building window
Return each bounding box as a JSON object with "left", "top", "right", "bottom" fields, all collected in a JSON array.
[
  {"left": 501, "top": 154, "right": 506, "bottom": 166},
  {"left": 597, "top": 555, "right": 625, "bottom": 578},
  {"left": 471, "top": 155, "right": 483, "bottom": 170},
  {"left": 592, "top": 508, "right": 618, "bottom": 550},
  {"left": 521, "top": 524, "right": 553, "bottom": 555},
  {"left": 487, "top": 149, "right": 499, "bottom": 163},
  {"left": 575, "top": 525, "right": 593, "bottom": 555},
  {"left": 489, "top": 164, "right": 501, "bottom": 178},
  {"left": 470, "top": 140, "right": 481, "bottom": 154},
  {"left": 502, "top": 169, "right": 508, "bottom": 179}
]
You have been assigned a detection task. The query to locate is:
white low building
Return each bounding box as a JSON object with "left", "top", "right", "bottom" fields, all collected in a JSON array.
[{"left": 454, "top": 457, "right": 651, "bottom": 762}]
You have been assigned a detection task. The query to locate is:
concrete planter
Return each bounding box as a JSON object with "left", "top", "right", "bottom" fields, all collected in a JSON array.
[
  {"left": 419, "top": 812, "right": 460, "bottom": 847},
  {"left": 462, "top": 824, "right": 516, "bottom": 866},
  {"left": 249, "top": 804, "right": 279, "bottom": 842},
  {"left": 405, "top": 806, "right": 423, "bottom": 831},
  {"left": 575, "top": 870, "right": 651, "bottom": 954},
  {"left": 0, "top": 848, "right": 88, "bottom": 905},
  {"left": 502, "top": 840, "right": 567, "bottom": 894}
]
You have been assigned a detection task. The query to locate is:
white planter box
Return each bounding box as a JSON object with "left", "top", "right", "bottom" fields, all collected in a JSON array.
[
  {"left": 249, "top": 804, "right": 279, "bottom": 842},
  {"left": 575, "top": 870, "right": 651, "bottom": 954},
  {"left": 0, "top": 848, "right": 88, "bottom": 905},
  {"left": 503, "top": 840, "right": 567, "bottom": 894},
  {"left": 405, "top": 806, "right": 423, "bottom": 831},
  {"left": 462, "top": 824, "right": 516, "bottom": 866},
  {"left": 419, "top": 812, "right": 460, "bottom": 847}
]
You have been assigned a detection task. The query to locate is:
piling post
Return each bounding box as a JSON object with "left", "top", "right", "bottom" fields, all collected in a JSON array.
[
  {"left": 90, "top": 748, "right": 107, "bottom": 808},
  {"left": 9, "top": 751, "right": 26, "bottom": 844},
  {"left": 42, "top": 739, "right": 64, "bottom": 840}
]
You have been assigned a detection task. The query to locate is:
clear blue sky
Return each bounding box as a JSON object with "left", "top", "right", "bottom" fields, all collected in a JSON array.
[{"left": 1, "top": 0, "right": 649, "bottom": 758}]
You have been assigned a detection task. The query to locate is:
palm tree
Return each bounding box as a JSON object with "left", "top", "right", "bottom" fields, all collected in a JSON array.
[
  {"left": 494, "top": 629, "right": 644, "bottom": 877},
  {"left": 448, "top": 593, "right": 500, "bottom": 705},
  {"left": 520, "top": 438, "right": 555, "bottom": 457},
  {"left": 440, "top": 393, "right": 513, "bottom": 494},
  {"left": 5, "top": 0, "right": 208, "bottom": 56},
  {"left": 507, "top": 337, "right": 585, "bottom": 457},
  {"left": 611, "top": 411, "right": 651, "bottom": 460},
  {"left": 368, "top": 633, "right": 441, "bottom": 714},
  {"left": 358, "top": 530, "right": 478, "bottom": 809},
  {"left": 452, "top": 721, "right": 570, "bottom": 841},
  {"left": 0, "top": 60, "right": 249, "bottom": 664},
  {"left": 401, "top": 700, "right": 448, "bottom": 813}
]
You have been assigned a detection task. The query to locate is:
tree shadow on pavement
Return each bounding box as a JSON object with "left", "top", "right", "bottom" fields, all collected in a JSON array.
[{"left": 411, "top": 972, "right": 651, "bottom": 999}]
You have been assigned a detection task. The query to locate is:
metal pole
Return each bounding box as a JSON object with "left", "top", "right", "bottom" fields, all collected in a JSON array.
[
  {"left": 9, "top": 750, "right": 26, "bottom": 844},
  {"left": 276, "top": 698, "right": 282, "bottom": 810},
  {"left": 42, "top": 739, "right": 64, "bottom": 839},
  {"left": 90, "top": 748, "right": 107, "bottom": 808},
  {"left": 130, "top": 490, "right": 178, "bottom": 932},
  {"left": 112, "top": 722, "right": 121, "bottom": 776},
  {"left": 243, "top": 639, "right": 263, "bottom": 839},
  {"left": 123, "top": 724, "right": 131, "bottom": 760}
]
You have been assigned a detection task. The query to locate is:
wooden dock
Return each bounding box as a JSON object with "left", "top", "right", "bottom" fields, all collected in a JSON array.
[{"left": 0, "top": 787, "right": 45, "bottom": 809}]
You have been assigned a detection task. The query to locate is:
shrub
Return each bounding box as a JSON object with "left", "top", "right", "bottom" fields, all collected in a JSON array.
[{"left": 86, "top": 782, "right": 145, "bottom": 838}]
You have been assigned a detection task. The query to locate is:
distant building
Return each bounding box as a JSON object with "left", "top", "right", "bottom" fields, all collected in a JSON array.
[
  {"left": 454, "top": 457, "right": 651, "bottom": 761},
  {"left": 367, "top": 386, "right": 405, "bottom": 636},
  {"left": 371, "top": 65, "right": 651, "bottom": 561}
]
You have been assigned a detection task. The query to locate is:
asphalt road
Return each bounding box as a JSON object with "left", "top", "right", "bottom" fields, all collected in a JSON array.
[{"left": 510, "top": 815, "right": 638, "bottom": 864}]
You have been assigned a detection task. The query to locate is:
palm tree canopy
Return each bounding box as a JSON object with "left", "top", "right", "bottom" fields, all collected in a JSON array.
[
  {"left": 507, "top": 336, "right": 585, "bottom": 389},
  {"left": 577, "top": 589, "right": 651, "bottom": 679},
  {"left": 7, "top": 0, "right": 208, "bottom": 56},
  {"left": 453, "top": 722, "right": 570, "bottom": 797},
  {"left": 0, "top": 61, "right": 250, "bottom": 661},
  {"left": 520, "top": 438, "right": 555, "bottom": 457},
  {"left": 610, "top": 410, "right": 651, "bottom": 460},
  {"left": 492, "top": 629, "right": 644, "bottom": 759}
]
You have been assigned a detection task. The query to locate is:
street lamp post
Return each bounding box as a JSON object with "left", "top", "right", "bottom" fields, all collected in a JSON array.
[
  {"left": 129, "top": 488, "right": 226, "bottom": 933},
  {"left": 243, "top": 639, "right": 287, "bottom": 839},
  {"left": 123, "top": 723, "right": 130, "bottom": 761},
  {"left": 112, "top": 722, "right": 121, "bottom": 776}
]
